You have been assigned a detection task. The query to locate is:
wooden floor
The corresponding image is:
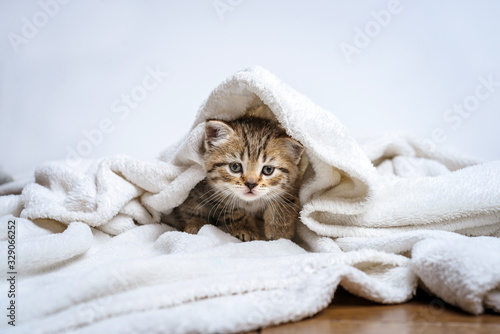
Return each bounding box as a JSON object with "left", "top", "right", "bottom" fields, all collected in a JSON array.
[{"left": 248, "top": 288, "right": 500, "bottom": 334}]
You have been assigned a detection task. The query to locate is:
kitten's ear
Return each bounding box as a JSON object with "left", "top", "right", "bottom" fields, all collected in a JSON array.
[
  {"left": 205, "top": 120, "right": 234, "bottom": 149},
  {"left": 283, "top": 138, "right": 305, "bottom": 164}
]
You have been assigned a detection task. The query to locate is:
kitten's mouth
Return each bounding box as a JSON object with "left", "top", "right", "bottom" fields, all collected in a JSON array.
[{"left": 242, "top": 190, "right": 259, "bottom": 200}]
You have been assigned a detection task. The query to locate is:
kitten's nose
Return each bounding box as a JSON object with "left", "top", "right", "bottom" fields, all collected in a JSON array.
[{"left": 245, "top": 182, "right": 257, "bottom": 190}]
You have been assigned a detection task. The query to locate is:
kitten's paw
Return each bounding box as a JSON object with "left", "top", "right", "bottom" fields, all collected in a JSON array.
[
  {"left": 264, "top": 224, "right": 294, "bottom": 240},
  {"left": 230, "top": 229, "right": 261, "bottom": 242},
  {"left": 184, "top": 225, "right": 202, "bottom": 235}
]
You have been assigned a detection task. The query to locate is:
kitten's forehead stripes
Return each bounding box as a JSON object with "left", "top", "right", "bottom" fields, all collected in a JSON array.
[
  {"left": 242, "top": 131, "right": 250, "bottom": 150},
  {"left": 261, "top": 133, "right": 272, "bottom": 154},
  {"left": 233, "top": 118, "right": 287, "bottom": 158}
]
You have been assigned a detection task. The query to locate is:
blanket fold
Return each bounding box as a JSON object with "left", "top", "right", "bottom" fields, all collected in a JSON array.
[{"left": 1, "top": 66, "right": 499, "bottom": 333}]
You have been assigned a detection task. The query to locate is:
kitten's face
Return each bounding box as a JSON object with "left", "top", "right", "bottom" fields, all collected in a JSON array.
[{"left": 204, "top": 117, "right": 304, "bottom": 204}]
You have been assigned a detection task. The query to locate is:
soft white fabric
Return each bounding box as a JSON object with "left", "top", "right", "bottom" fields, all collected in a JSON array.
[
  {"left": 411, "top": 234, "right": 500, "bottom": 315},
  {"left": 0, "top": 66, "right": 499, "bottom": 333}
]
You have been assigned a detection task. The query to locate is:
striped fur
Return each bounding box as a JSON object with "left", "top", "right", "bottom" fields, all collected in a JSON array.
[{"left": 174, "top": 116, "right": 304, "bottom": 241}]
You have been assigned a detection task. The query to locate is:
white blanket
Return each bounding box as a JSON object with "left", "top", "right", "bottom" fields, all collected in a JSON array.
[{"left": 1, "top": 66, "right": 499, "bottom": 333}]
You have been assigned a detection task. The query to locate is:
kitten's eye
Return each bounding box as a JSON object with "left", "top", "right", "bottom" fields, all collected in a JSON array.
[
  {"left": 229, "top": 163, "right": 242, "bottom": 173},
  {"left": 262, "top": 166, "right": 275, "bottom": 176}
]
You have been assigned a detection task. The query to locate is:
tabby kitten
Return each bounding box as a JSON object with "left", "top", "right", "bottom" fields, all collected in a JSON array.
[{"left": 174, "top": 116, "right": 304, "bottom": 241}]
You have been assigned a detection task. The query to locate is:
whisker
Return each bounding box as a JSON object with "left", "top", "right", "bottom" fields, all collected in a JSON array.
[
  {"left": 195, "top": 188, "right": 220, "bottom": 210},
  {"left": 208, "top": 190, "right": 231, "bottom": 225},
  {"left": 214, "top": 190, "right": 232, "bottom": 227}
]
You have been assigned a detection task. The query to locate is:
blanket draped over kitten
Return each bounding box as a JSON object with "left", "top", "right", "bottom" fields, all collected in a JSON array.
[{"left": 173, "top": 116, "right": 304, "bottom": 241}]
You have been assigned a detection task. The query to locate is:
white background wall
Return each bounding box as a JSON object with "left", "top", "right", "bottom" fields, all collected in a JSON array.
[{"left": 1, "top": 0, "right": 499, "bottom": 179}]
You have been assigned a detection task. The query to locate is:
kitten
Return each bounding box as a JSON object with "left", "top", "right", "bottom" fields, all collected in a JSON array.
[{"left": 174, "top": 116, "right": 304, "bottom": 241}]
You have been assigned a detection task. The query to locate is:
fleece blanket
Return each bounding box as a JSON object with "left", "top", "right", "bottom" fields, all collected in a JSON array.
[{"left": 1, "top": 66, "right": 499, "bottom": 333}]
